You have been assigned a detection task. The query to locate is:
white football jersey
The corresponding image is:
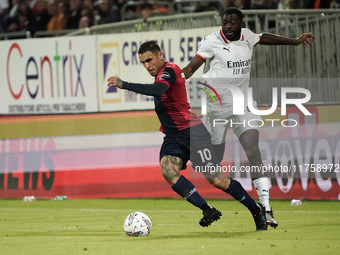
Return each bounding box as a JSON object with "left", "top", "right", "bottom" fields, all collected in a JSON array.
[{"left": 196, "top": 28, "right": 261, "bottom": 116}]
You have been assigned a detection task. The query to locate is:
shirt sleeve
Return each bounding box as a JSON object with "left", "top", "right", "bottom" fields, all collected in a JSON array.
[
  {"left": 122, "top": 66, "right": 177, "bottom": 97},
  {"left": 155, "top": 66, "right": 177, "bottom": 88},
  {"left": 244, "top": 28, "right": 261, "bottom": 47},
  {"left": 196, "top": 36, "right": 214, "bottom": 61},
  {"left": 122, "top": 81, "right": 169, "bottom": 97}
]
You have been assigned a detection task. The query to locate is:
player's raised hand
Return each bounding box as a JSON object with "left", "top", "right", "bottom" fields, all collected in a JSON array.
[
  {"left": 107, "top": 76, "right": 123, "bottom": 88},
  {"left": 296, "top": 32, "right": 315, "bottom": 48}
]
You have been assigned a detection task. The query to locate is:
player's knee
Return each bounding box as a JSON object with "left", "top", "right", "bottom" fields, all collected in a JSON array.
[
  {"left": 161, "top": 171, "right": 174, "bottom": 186},
  {"left": 160, "top": 156, "right": 181, "bottom": 183},
  {"left": 160, "top": 162, "right": 180, "bottom": 186}
]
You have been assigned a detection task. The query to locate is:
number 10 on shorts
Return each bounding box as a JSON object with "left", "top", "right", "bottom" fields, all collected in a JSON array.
[{"left": 197, "top": 148, "right": 212, "bottom": 163}]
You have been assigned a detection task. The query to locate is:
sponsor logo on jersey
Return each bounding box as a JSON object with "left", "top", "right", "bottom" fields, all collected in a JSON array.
[
  {"left": 160, "top": 71, "right": 170, "bottom": 80},
  {"left": 223, "top": 47, "right": 230, "bottom": 52},
  {"left": 227, "top": 59, "right": 251, "bottom": 68}
]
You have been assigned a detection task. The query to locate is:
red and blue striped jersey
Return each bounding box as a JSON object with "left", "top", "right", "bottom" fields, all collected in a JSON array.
[{"left": 154, "top": 62, "right": 201, "bottom": 134}]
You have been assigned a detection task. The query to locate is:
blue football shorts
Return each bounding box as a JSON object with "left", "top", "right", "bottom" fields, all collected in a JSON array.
[{"left": 159, "top": 123, "right": 220, "bottom": 170}]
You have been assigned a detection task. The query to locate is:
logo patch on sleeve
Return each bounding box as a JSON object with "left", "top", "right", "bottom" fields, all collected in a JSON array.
[{"left": 160, "top": 72, "right": 170, "bottom": 80}]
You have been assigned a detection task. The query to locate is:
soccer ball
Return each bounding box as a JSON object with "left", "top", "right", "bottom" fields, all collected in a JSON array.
[{"left": 124, "top": 212, "right": 152, "bottom": 237}]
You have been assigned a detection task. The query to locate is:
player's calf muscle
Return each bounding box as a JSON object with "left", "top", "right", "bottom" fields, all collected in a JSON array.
[
  {"left": 204, "top": 172, "right": 230, "bottom": 190},
  {"left": 244, "top": 146, "right": 261, "bottom": 162},
  {"left": 160, "top": 155, "right": 182, "bottom": 185}
]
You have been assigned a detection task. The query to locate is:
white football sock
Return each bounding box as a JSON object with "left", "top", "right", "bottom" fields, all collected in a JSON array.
[{"left": 253, "top": 177, "right": 271, "bottom": 211}]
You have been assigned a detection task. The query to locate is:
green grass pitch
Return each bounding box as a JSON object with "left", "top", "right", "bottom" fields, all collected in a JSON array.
[{"left": 1, "top": 198, "right": 339, "bottom": 255}]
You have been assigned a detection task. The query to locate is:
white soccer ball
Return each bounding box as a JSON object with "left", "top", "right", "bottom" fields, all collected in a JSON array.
[{"left": 124, "top": 212, "right": 152, "bottom": 237}]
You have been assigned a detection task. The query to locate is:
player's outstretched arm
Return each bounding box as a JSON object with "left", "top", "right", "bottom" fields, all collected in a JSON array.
[
  {"left": 259, "top": 32, "right": 315, "bottom": 47},
  {"left": 182, "top": 55, "right": 205, "bottom": 79},
  {"left": 107, "top": 76, "right": 169, "bottom": 97}
]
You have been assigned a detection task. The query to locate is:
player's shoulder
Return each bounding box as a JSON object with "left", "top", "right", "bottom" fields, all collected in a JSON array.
[
  {"left": 242, "top": 28, "right": 257, "bottom": 37},
  {"left": 164, "top": 62, "right": 180, "bottom": 73},
  {"left": 159, "top": 62, "right": 180, "bottom": 79},
  {"left": 204, "top": 30, "right": 221, "bottom": 42},
  {"left": 198, "top": 31, "right": 222, "bottom": 51}
]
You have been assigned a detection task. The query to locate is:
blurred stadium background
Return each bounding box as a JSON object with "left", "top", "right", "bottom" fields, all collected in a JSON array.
[{"left": 0, "top": 0, "right": 340, "bottom": 201}]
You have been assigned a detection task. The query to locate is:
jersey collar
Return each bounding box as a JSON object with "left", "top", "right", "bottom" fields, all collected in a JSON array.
[{"left": 219, "top": 29, "right": 244, "bottom": 44}]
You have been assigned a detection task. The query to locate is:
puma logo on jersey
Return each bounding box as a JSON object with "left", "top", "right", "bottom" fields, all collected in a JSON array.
[{"left": 223, "top": 47, "right": 230, "bottom": 52}]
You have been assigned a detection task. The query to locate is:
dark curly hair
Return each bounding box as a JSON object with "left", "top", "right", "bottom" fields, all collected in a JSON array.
[{"left": 222, "top": 7, "right": 243, "bottom": 21}]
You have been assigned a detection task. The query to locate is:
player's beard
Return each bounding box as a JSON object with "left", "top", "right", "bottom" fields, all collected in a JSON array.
[{"left": 225, "top": 29, "right": 241, "bottom": 41}]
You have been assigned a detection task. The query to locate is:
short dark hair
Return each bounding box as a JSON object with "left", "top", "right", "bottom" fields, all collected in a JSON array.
[
  {"left": 138, "top": 40, "right": 161, "bottom": 55},
  {"left": 222, "top": 7, "right": 243, "bottom": 21}
]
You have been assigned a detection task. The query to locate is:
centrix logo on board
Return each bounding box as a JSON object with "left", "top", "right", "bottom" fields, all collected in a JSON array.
[{"left": 6, "top": 41, "right": 85, "bottom": 100}]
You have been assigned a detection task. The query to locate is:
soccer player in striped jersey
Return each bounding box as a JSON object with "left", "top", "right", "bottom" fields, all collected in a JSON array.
[{"left": 107, "top": 40, "right": 268, "bottom": 230}]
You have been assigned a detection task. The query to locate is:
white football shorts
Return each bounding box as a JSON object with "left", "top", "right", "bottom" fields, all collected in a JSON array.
[{"left": 202, "top": 104, "right": 262, "bottom": 145}]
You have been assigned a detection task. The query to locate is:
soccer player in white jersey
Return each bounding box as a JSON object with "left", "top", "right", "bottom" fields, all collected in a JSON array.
[{"left": 182, "top": 7, "right": 315, "bottom": 229}]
